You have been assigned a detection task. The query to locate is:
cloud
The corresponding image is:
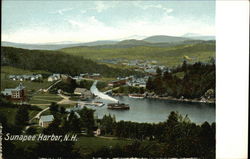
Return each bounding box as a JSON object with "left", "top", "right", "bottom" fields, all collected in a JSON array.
[
  {"left": 2, "top": 13, "right": 214, "bottom": 44},
  {"left": 133, "top": 2, "right": 173, "bottom": 14},
  {"left": 50, "top": 8, "right": 73, "bottom": 15},
  {"left": 94, "top": 1, "right": 115, "bottom": 13}
]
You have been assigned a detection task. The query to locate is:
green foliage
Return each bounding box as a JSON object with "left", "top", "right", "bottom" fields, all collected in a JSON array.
[
  {"left": 1, "top": 47, "right": 142, "bottom": 77},
  {"left": 61, "top": 41, "right": 215, "bottom": 67},
  {"left": 79, "top": 79, "right": 94, "bottom": 90},
  {"left": 78, "top": 107, "right": 95, "bottom": 136},
  {"left": 49, "top": 102, "right": 59, "bottom": 112},
  {"left": 96, "top": 81, "right": 108, "bottom": 90},
  {"left": 26, "top": 127, "right": 37, "bottom": 135},
  {"left": 15, "top": 105, "right": 29, "bottom": 126},
  {"left": 100, "top": 114, "right": 116, "bottom": 135},
  {"left": 113, "top": 85, "right": 145, "bottom": 94},
  {"left": 67, "top": 111, "right": 81, "bottom": 133},
  {"left": 147, "top": 61, "right": 215, "bottom": 98},
  {"left": 98, "top": 111, "right": 215, "bottom": 158}
]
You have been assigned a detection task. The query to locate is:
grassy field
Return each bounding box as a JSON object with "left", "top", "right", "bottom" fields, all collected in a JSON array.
[
  {"left": 1, "top": 66, "right": 50, "bottom": 75},
  {"left": 61, "top": 42, "right": 215, "bottom": 67},
  {"left": 74, "top": 136, "right": 132, "bottom": 156},
  {"left": 28, "top": 92, "right": 63, "bottom": 105}
]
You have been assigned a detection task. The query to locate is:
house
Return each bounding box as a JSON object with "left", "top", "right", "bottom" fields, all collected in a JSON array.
[
  {"left": 48, "top": 74, "right": 61, "bottom": 82},
  {"left": 89, "top": 73, "right": 101, "bottom": 79},
  {"left": 108, "top": 79, "right": 127, "bottom": 87},
  {"left": 39, "top": 115, "right": 54, "bottom": 127},
  {"left": 144, "top": 68, "right": 157, "bottom": 75},
  {"left": 48, "top": 76, "right": 57, "bottom": 82},
  {"left": 74, "top": 88, "right": 93, "bottom": 99},
  {"left": 80, "top": 73, "right": 89, "bottom": 78},
  {"left": 1, "top": 83, "right": 25, "bottom": 101}
]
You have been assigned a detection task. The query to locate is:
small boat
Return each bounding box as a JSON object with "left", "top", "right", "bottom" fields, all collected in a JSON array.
[
  {"left": 128, "top": 94, "right": 145, "bottom": 99},
  {"left": 94, "top": 101, "right": 105, "bottom": 107},
  {"left": 107, "top": 102, "right": 130, "bottom": 110}
]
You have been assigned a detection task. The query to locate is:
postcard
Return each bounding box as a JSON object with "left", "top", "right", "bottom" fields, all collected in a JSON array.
[{"left": 0, "top": 0, "right": 218, "bottom": 158}]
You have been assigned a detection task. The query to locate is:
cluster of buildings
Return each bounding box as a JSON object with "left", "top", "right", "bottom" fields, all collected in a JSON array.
[
  {"left": 1, "top": 83, "right": 26, "bottom": 101},
  {"left": 8, "top": 74, "right": 42, "bottom": 81},
  {"left": 48, "top": 73, "right": 61, "bottom": 82},
  {"left": 48, "top": 73, "right": 102, "bottom": 82},
  {"left": 77, "top": 73, "right": 101, "bottom": 80},
  {"left": 108, "top": 76, "right": 148, "bottom": 88},
  {"left": 39, "top": 107, "right": 101, "bottom": 136},
  {"left": 99, "top": 58, "right": 167, "bottom": 75},
  {"left": 74, "top": 88, "right": 93, "bottom": 100}
]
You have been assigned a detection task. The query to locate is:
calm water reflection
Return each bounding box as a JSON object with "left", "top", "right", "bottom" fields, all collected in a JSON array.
[{"left": 86, "top": 96, "right": 215, "bottom": 124}]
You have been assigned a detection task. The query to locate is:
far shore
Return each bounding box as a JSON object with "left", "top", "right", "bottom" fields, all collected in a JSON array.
[{"left": 112, "top": 93, "right": 215, "bottom": 104}]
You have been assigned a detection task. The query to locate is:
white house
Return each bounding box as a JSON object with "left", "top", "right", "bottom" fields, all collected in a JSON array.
[{"left": 39, "top": 115, "right": 54, "bottom": 127}]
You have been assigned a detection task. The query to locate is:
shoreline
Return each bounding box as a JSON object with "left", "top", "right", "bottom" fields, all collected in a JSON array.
[{"left": 112, "top": 93, "right": 215, "bottom": 104}]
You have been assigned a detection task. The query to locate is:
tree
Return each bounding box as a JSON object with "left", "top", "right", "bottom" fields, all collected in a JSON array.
[
  {"left": 67, "top": 111, "right": 81, "bottom": 133},
  {"left": 182, "top": 60, "right": 188, "bottom": 72},
  {"left": 146, "top": 77, "right": 154, "bottom": 90},
  {"left": 26, "top": 127, "right": 37, "bottom": 135},
  {"left": 100, "top": 114, "right": 115, "bottom": 135},
  {"left": 49, "top": 102, "right": 59, "bottom": 112},
  {"left": 15, "top": 106, "right": 29, "bottom": 126},
  {"left": 79, "top": 107, "right": 95, "bottom": 136},
  {"left": 156, "top": 67, "right": 162, "bottom": 76},
  {"left": 60, "top": 106, "right": 66, "bottom": 114}
]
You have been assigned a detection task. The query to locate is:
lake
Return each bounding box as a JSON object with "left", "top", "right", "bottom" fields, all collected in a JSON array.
[
  {"left": 87, "top": 81, "right": 215, "bottom": 124},
  {"left": 86, "top": 96, "right": 215, "bottom": 124}
]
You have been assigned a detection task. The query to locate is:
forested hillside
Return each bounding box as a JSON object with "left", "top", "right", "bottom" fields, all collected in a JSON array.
[
  {"left": 1, "top": 47, "right": 142, "bottom": 77},
  {"left": 61, "top": 41, "right": 215, "bottom": 66},
  {"left": 146, "top": 60, "right": 215, "bottom": 99}
]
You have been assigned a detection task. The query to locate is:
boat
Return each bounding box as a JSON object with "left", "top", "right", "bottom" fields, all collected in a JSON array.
[
  {"left": 94, "top": 101, "right": 105, "bottom": 107},
  {"left": 107, "top": 102, "right": 130, "bottom": 110},
  {"left": 128, "top": 94, "right": 145, "bottom": 99}
]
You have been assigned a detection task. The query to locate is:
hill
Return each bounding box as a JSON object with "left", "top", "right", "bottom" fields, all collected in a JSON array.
[
  {"left": 2, "top": 34, "right": 213, "bottom": 50},
  {"left": 1, "top": 40, "right": 118, "bottom": 50},
  {"left": 143, "top": 35, "right": 191, "bottom": 43},
  {"left": 61, "top": 41, "right": 215, "bottom": 67},
  {"left": 117, "top": 39, "right": 151, "bottom": 46},
  {"left": 1, "top": 47, "right": 142, "bottom": 77}
]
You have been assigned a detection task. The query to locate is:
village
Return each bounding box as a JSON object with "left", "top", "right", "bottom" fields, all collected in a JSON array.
[
  {"left": 99, "top": 58, "right": 167, "bottom": 74},
  {"left": 0, "top": 69, "right": 152, "bottom": 135}
]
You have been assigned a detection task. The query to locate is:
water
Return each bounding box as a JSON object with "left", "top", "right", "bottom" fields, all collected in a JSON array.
[
  {"left": 90, "top": 81, "right": 118, "bottom": 102},
  {"left": 87, "top": 81, "right": 215, "bottom": 124}
]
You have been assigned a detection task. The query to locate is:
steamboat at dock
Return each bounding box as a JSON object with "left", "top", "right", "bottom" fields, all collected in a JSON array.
[{"left": 107, "top": 102, "right": 130, "bottom": 110}]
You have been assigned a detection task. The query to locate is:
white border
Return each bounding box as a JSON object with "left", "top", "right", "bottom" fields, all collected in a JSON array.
[{"left": 216, "top": 1, "right": 249, "bottom": 158}]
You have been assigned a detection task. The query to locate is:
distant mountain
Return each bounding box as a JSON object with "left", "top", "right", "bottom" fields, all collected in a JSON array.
[
  {"left": 143, "top": 35, "right": 191, "bottom": 43},
  {"left": 79, "top": 40, "right": 118, "bottom": 46},
  {"left": 188, "top": 36, "right": 215, "bottom": 41},
  {"left": 1, "top": 40, "right": 118, "bottom": 50},
  {"left": 117, "top": 39, "right": 150, "bottom": 46},
  {"left": 119, "top": 35, "right": 147, "bottom": 40},
  {"left": 182, "top": 33, "right": 215, "bottom": 41},
  {"left": 1, "top": 34, "right": 214, "bottom": 51}
]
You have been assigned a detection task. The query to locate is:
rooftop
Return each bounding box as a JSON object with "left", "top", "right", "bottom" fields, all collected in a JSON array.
[{"left": 40, "top": 115, "right": 54, "bottom": 122}]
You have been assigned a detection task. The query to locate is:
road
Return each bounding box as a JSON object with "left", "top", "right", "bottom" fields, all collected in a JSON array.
[
  {"left": 44, "top": 79, "right": 62, "bottom": 92},
  {"left": 57, "top": 93, "right": 77, "bottom": 104}
]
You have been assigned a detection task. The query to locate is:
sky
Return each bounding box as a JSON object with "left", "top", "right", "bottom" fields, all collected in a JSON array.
[{"left": 2, "top": 1, "right": 215, "bottom": 44}]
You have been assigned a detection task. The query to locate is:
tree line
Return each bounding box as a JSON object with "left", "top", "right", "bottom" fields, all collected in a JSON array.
[{"left": 146, "top": 60, "right": 215, "bottom": 99}]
